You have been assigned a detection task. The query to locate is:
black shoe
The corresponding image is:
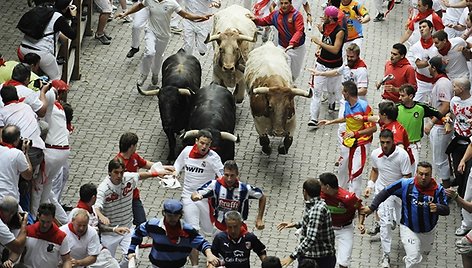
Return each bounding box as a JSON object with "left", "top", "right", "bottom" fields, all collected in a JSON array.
[
  {"left": 374, "top": 13, "right": 385, "bottom": 22},
  {"left": 62, "top": 204, "right": 73, "bottom": 212},
  {"left": 127, "top": 47, "right": 139, "bottom": 58},
  {"left": 328, "top": 102, "right": 336, "bottom": 113},
  {"left": 308, "top": 120, "right": 319, "bottom": 128}
]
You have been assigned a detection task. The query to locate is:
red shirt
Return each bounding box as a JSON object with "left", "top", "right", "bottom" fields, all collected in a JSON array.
[
  {"left": 382, "top": 58, "right": 417, "bottom": 103},
  {"left": 321, "top": 187, "right": 361, "bottom": 227},
  {"left": 115, "top": 152, "right": 147, "bottom": 199},
  {"left": 382, "top": 121, "right": 415, "bottom": 164}
]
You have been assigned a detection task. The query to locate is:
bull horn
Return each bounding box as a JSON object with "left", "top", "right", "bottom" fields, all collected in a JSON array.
[
  {"left": 180, "top": 129, "right": 199, "bottom": 140},
  {"left": 137, "top": 84, "right": 160, "bottom": 96},
  {"left": 291, "top": 88, "right": 312, "bottom": 98},
  {"left": 178, "top": 88, "right": 192, "bottom": 96},
  {"left": 237, "top": 32, "right": 257, "bottom": 42},
  {"left": 220, "top": 132, "right": 239, "bottom": 142},
  {"left": 204, "top": 33, "right": 221, "bottom": 44},
  {"left": 253, "top": 87, "right": 270, "bottom": 94}
]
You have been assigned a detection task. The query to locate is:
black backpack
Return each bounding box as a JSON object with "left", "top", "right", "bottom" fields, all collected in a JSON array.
[{"left": 17, "top": 4, "right": 55, "bottom": 39}]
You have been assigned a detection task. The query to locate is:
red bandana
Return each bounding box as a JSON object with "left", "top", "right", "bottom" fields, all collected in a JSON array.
[
  {"left": 54, "top": 100, "right": 64, "bottom": 110},
  {"left": 420, "top": 36, "right": 433, "bottom": 49},
  {"left": 3, "top": 80, "right": 23, "bottom": 87},
  {"left": 323, "top": 22, "right": 338, "bottom": 37},
  {"left": 0, "top": 142, "right": 15, "bottom": 149},
  {"left": 438, "top": 40, "right": 452, "bottom": 56},
  {"left": 413, "top": 9, "right": 434, "bottom": 23},
  {"left": 352, "top": 59, "right": 367, "bottom": 69},
  {"left": 432, "top": 73, "right": 448, "bottom": 84},
  {"left": 164, "top": 221, "right": 188, "bottom": 244},
  {"left": 68, "top": 222, "right": 85, "bottom": 239},
  {"left": 188, "top": 144, "right": 208, "bottom": 159},
  {"left": 414, "top": 176, "right": 438, "bottom": 197},
  {"left": 76, "top": 200, "right": 93, "bottom": 214},
  {"left": 217, "top": 176, "right": 239, "bottom": 189}
]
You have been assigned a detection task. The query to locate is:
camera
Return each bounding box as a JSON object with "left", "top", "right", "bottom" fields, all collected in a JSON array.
[
  {"left": 33, "top": 76, "right": 50, "bottom": 88},
  {"left": 8, "top": 212, "right": 26, "bottom": 229},
  {"left": 16, "top": 138, "right": 32, "bottom": 151}
]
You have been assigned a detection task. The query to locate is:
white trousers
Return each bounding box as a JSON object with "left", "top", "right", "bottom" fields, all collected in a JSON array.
[
  {"left": 461, "top": 171, "right": 472, "bottom": 230},
  {"left": 182, "top": 19, "right": 210, "bottom": 55},
  {"left": 281, "top": 44, "right": 306, "bottom": 81},
  {"left": 378, "top": 196, "right": 402, "bottom": 254},
  {"left": 131, "top": 7, "right": 149, "bottom": 49},
  {"left": 44, "top": 148, "right": 70, "bottom": 200},
  {"left": 338, "top": 144, "right": 370, "bottom": 198},
  {"left": 400, "top": 224, "right": 435, "bottom": 268},
  {"left": 374, "top": 0, "right": 384, "bottom": 14},
  {"left": 182, "top": 197, "right": 214, "bottom": 235},
  {"left": 429, "top": 125, "right": 452, "bottom": 182},
  {"left": 19, "top": 46, "right": 61, "bottom": 80},
  {"left": 410, "top": 142, "right": 421, "bottom": 176},
  {"left": 89, "top": 248, "right": 120, "bottom": 268},
  {"left": 101, "top": 231, "right": 133, "bottom": 268},
  {"left": 140, "top": 30, "right": 170, "bottom": 80},
  {"left": 413, "top": 79, "right": 433, "bottom": 104},
  {"left": 334, "top": 224, "right": 354, "bottom": 267},
  {"left": 310, "top": 64, "right": 342, "bottom": 121}
]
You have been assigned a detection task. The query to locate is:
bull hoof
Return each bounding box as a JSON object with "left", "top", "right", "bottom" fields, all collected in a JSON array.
[
  {"left": 278, "top": 144, "right": 288, "bottom": 155},
  {"left": 262, "top": 145, "right": 272, "bottom": 155}
]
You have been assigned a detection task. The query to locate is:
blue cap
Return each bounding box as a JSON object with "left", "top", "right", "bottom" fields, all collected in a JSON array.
[{"left": 163, "top": 199, "right": 183, "bottom": 214}]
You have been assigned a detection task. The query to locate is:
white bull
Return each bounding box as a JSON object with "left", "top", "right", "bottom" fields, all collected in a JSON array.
[
  {"left": 205, "top": 4, "right": 257, "bottom": 103},
  {"left": 244, "top": 42, "right": 312, "bottom": 155}
]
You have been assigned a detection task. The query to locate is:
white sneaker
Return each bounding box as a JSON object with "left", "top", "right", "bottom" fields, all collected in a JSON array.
[
  {"left": 456, "top": 226, "right": 471, "bottom": 236},
  {"left": 170, "top": 26, "right": 183, "bottom": 34},
  {"left": 380, "top": 254, "right": 390, "bottom": 268},
  {"left": 112, "top": 4, "right": 117, "bottom": 10},
  {"left": 137, "top": 74, "right": 147, "bottom": 86},
  {"left": 123, "top": 15, "right": 133, "bottom": 23}
]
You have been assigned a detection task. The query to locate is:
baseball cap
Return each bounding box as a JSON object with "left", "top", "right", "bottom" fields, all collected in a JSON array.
[
  {"left": 324, "top": 6, "right": 339, "bottom": 18},
  {"left": 163, "top": 199, "right": 183, "bottom": 214}
]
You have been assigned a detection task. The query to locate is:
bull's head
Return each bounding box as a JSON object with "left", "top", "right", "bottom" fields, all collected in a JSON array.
[
  {"left": 205, "top": 29, "right": 256, "bottom": 73},
  {"left": 139, "top": 87, "right": 192, "bottom": 97},
  {"left": 181, "top": 129, "right": 239, "bottom": 143},
  {"left": 252, "top": 87, "right": 312, "bottom": 136}
]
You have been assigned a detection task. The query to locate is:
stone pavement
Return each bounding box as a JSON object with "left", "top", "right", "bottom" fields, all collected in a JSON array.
[{"left": 0, "top": 0, "right": 465, "bottom": 267}]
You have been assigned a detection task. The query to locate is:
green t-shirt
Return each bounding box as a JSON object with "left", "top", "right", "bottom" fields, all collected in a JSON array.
[
  {"left": 0, "top": 61, "right": 40, "bottom": 91},
  {"left": 397, "top": 102, "right": 442, "bottom": 142}
]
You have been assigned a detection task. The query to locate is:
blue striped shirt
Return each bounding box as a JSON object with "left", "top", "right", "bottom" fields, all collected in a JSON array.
[
  {"left": 128, "top": 218, "right": 211, "bottom": 268},
  {"left": 369, "top": 178, "right": 449, "bottom": 233}
]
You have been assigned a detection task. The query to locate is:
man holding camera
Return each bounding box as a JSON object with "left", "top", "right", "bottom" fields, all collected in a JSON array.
[
  {"left": 0, "top": 125, "right": 33, "bottom": 201},
  {"left": 0, "top": 196, "right": 28, "bottom": 268}
]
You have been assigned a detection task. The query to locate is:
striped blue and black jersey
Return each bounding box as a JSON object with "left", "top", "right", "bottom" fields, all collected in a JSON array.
[{"left": 369, "top": 178, "right": 449, "bottom": 233}]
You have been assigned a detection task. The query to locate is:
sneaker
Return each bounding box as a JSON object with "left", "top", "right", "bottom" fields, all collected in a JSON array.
[
  {"left": 107, "top": 15, "right": 113, "bottom": 22},
  {"left": 395, "top": 0, "right": 402, "bottom": 3},
  {"left": 308, "top": 120, "right": 319, "bottom": 128},
  {"left": 456, "top": 226, "right": 471, "bottom": 236},
  {"left": 95, "top": 34, "right": 111, "bottom": 45},
  {"left": 373, "top": 13, "right": 385, "bottom": 22},
  {"left": 123, "top": 15, "right": 133, "bottom": 23},
  {"left": 170, "top": 26, "right": 183, "bottom": 34},
  {"left": 137, "top": 73, "right": 147, "bottom": 87},
  {"left": 328, "top": 102, "right": 336, "bottom": 113},
  {"left": 151, "top": 74, "right": 159, "bottom": 86},
  {"left": 103, "top": 33, "right": 112, "bottom": 40},
  {"left": 368, "top": 221, "right": 380, "bottom": 236},
  {"left": 112, "top": 4, "right": 117, "bottom": 10},
  {"left": 127, "top": 47, "right": 139, "bottom": 58},
  {"left": 380, "top": 254, "right": 390, "bottom": 268}
]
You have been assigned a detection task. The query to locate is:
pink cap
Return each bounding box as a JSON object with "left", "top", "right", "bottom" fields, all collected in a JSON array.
[{"left": 324, "top": 6, "right": 339, "bottom": 18}]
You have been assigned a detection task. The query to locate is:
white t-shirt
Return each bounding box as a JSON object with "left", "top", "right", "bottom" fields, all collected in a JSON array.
[
  {"left": 371, "top": 146, "right": 411, "bottom": 193},
  {"left": 174, "top": 146, "right": 224, "bottom": 198},
  {"left": 0, "top": 220, "right": 15, "bottom": 249},
  {"left": 0, "top": 102, "right": 45, "bottom": 149},
  {"left": 450, "top": 96, "right": 472, "bottom": 137},
  {"left": 443, "top": 0, "right": 465, "bottom": 24},
  {"left": 0, "top": 146, "right": 28, "bottom": 200},
  {"left": 337, "top": 62, "right": 369, "bottom": 88},
  {"left": 44, "top": 102, "right": 69, "bottom": 146},
  {"left": 442, "top": 37, "right": 469, "bottom": 80},
  {"left": 407, "top": 41, "right": 438, "bottom": 80},
  {"left": 0, "top": 84, "right": 43, "bottom": 112},
  {"left": 94, "top": 172, "right": 139, "bottom": 228},
  {"left": 60, "top": 224, "right": 101, "bottom": 268},
  {"left": 432, "top": 76, "right": 453, "bottom": 109},
  {"left": 142, "top": 0, "right": 182, "bottom": 39}
]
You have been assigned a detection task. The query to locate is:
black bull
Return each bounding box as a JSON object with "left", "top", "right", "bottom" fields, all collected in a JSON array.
[
  {"left": 182, "top": 84, "right": 238, "bottom": 162},
  {"left": 137, "top": 49, "right": 201, "bottom": 161}
]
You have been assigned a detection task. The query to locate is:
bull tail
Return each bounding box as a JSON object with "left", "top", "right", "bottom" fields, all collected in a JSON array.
[{"left": 137, "top": 84, "right": 160, "bottom": 96}]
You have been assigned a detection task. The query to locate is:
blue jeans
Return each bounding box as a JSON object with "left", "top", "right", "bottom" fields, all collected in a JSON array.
[{"left": 132, "top": 198, "right": 147, "bottom": 226}]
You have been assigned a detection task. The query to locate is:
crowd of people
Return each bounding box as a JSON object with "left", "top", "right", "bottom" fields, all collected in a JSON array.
[{"left": 1, "top": 0, "right": 472, "bottom": 267}]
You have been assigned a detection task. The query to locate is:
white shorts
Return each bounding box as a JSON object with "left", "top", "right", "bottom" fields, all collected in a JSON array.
[
  {"left": 182, "top": 197, "right": 214, "bottom": 235},
  {"left": 94, "top": 0, "right": 113, "bottom": 13}
]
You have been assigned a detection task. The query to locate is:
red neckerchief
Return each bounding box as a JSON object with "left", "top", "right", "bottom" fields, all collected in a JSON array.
[
  {"left": 0, "top": 142, "right": 15, "bottom": 149},
  {"left": 217, "top": 176, "right": 240, "bottom": 189},
  {"left": 54, "top": 100, "right": 64, "bottom": 110},
  {"left": 226, "top": 226, "right": 248, "bottom": 240},
  {"left": 413, "top": 9, "right": 434, "bottom": 23},
  {"left": 188, "top": 144, "right": 208, "bottom": 159},
  {"left": 414, "top": 176, "right": 438, "bottom": 196},
  {"left": 68, "top": 222, "right": 85, "bottom": 239},
  {"left": 76, "top": 200, "right": 93, "bottom": 214},
  {"left": 378, "top": 144, "right": 396, "bottom": 158},
  {"left": 164, "top": 221, "right": 188, "bottom": 244},
  {"left": 352, "top": 59, "right": 367, "bottom": 69},
  {"left": 420, "top": 36, "right": 433, "bottom": 49},
  {"left": 0, "top": 58, "right": 5, "bottom": 67},
  {"left": 323, "top": 22, "right": 338, "bottom": 37},
  {"left": 253, "top": 0, "right": 270, "bottom": 17},
  {"left": 3, "top": 98, "right": 24, "bottom": 106},
  {"left": 3, "top": 80, "right": 23, "bottom": 87},
  {"left": 432, "top": 73, "right": 448, "bottom": 84},
  {"left": 438, "top": 40, "right": 452, "bottom": 56}
]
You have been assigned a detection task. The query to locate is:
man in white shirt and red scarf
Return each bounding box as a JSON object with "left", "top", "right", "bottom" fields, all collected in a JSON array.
[{"left": 174, "top": 129, "right": 224, "bottom": 268}]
